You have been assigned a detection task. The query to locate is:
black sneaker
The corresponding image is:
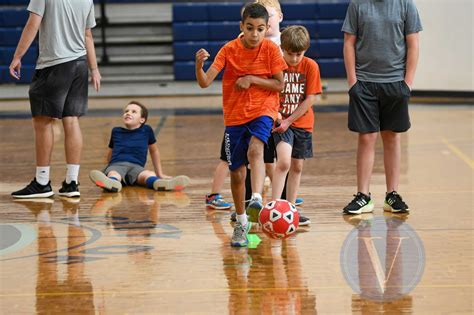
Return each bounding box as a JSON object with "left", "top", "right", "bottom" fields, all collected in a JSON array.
[
  {"left": 58, "top": 180, "right": 80, "bottom": 197},
  {"left": 11, "top": 178, "right": 54, "bottom": 199},
  {"left": 298, "top": 213, "right": 311, "bottom": 226},
  {"left": 343, "top": 192, "right": 374, "bottom": 215},
  {"left": 383, "top": 191, "right": 409, "bottom": 213}
]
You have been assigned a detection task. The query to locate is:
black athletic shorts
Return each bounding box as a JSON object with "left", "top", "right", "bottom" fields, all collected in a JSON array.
[
  {"left": 348, "top": 80, "right": 411, "bottom": 133},
  {"left": 29, "top": 56, "right": 88, "bottom": 118},
  {"left": 273, "top": 127, "right": 313, "bottom": 159},
  {"left": 220, "top": 133, "right": 276, "bottom": 163}
]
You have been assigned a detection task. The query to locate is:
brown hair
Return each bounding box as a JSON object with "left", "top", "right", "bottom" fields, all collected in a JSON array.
[
  {"left": 127, "top": 101, "right": 148, "bottom": 124},
  {"left": 281, "top": 25, "right": 311, "bottom": 52}
]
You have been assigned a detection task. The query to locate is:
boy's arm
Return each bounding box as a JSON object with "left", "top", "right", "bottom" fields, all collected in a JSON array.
[
  {"left": 404, "top": 32, "right": 420, "bottom": 90},
  {"left": 9, "top": 12, "right": 42, "bottom": 79},
  {"left": 235, "top": 72, "right": 285, "bottom": 92},
  {"left": 273, "top": 94, "right": 318, "bottom": 133},
  {"left": 195, "top": 48, "right": 219, "bottom": 88},
  {"left": 85, "top": 28, "right": 101, "bottom": 92},
  {"left": 343, "top": 33, "right": 357, "bottom": 88},
  {"left": 148, "top": 143, "right": 171, "bottom": 179}
]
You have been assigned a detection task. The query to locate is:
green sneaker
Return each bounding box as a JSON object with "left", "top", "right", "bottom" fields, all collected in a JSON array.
[{"left": 231, "top": 221, "right": 252, "bottom": 247}]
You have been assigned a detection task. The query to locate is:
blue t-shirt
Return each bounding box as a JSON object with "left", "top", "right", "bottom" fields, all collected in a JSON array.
[{"left": 108, "top": 124, "right": 156, "bottom": 167}]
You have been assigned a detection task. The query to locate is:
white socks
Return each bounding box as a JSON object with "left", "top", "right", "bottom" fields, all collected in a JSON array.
[
  {"left": 65, "top": 164, "right": 80, "bottom": 184},
  {"left": 251, "top": 192, "right": 262, "bottom": 201},
  {"left": 36, "top": 166, "right": 50, "bottom": 186},
  {"left": 237, "top": 213, "right": 248, "bottom": 227}
]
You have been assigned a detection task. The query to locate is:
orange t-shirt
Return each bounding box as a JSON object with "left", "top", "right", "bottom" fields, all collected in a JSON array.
[
  {"left": 211, "top": 37, "right": 288, "bottom": 126},
  {"left": 279, "top": 57, "right": 322, "bottom": 132}
]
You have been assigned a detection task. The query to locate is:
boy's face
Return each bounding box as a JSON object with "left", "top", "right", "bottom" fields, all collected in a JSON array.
[
  {"left": 123, "top": 104, "right": 145, "bottom": 129},
  {"left": 265, "top": 6, "right": 282, "bottom": 37},
  {"left": 240, "top": 17, "right": 268, "bottom": 49},
  {"left": 283, "top": 50, "right": 306, "bottom": 67}
]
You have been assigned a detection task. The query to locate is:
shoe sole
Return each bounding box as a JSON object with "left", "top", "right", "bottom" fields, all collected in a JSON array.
[
  {"left": 299, "top": 219, "right": 311, "bottom": 226},
  {"left": 12, "top": 191, "right": 54, "bottom": 199},
  {"left": 383, "top": 202, "right": 410, "bottom": 213},
  {"left": 89, "top": 170, "right": 122, "bottom": 192},
  {"left": 206, "top": 203, "right": 232, "bottom": 210},
  {"left": 153, "top": 175, "right": 190, "bottom": 191},
  {"left": 344, "top": 203, "right": 374, "bottom": 215},
  {"left": 58, "top": 191, "right": 80, "bottom": 197}
]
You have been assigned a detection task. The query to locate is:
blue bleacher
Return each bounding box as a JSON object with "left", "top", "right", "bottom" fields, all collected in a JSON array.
[{"left": 172, "top": 2, "right": 349, "bottom": 80}]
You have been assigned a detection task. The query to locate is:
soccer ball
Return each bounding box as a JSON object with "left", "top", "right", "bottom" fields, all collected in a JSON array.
[{"left": 258, "top": 199, "right": 299, "bottom": 239}]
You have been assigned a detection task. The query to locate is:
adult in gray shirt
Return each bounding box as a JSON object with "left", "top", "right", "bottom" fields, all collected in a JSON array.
[
  {"left": 341, "top": 0, "right": 422, "bottom": 214},
  {"left": 10, "top": 0, "right": 101, "bottom": 199}
]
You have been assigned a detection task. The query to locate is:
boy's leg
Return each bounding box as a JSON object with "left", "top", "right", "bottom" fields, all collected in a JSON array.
[
  {"left": 230, "top": 165, "right": 252, "bottom": 247},
  {"left": 286, "top": 158, "right": 304, "bottom": 204},
  {"left": 11, "top": 116, "right": 55, "bottom": 198},
  {"left": 380, "top": 131, "right": 401, "bottom": 193},
  {"left": 207, "top": 134, "right": 232, "bottom": 209},
  {"left": 272, "top": 141, "right": 292, "bottom": 200},
  {"left": 62, "top": 116, "right": 82, "bottom": 165},
  {"left": 357, "top": 132, "right": 378, "bottom": 195},
  {"left": 34, "top": 116, "right": 55, "bottom": 167},
  {"left": 247, "top": 136, "right": 265, "bottom": 195}
]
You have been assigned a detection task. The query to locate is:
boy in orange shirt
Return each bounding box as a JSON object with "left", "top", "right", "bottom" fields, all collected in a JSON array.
[
  {"left": 196, "top": 3, "right": 287, "bottom": 247},
  {"left": 272, "top": 26, "right": 322, "bottom": 216}
]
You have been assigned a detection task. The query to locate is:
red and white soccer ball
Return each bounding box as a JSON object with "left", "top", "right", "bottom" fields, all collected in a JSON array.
[{"left": 259, "top": 199, "right": 299, "bottom": 239}]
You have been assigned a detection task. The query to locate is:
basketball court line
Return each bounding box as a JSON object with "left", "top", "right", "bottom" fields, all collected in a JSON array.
[{"left": 440, "top": 137, "right": 474, "bottom": 170}]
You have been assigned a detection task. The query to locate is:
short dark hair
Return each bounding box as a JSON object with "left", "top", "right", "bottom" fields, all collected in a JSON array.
[
  {"left": 242, "top": 3, "right": 269, "bottom": 23},
  {"left": 127, "top": 100, "right": 148, "bottom": 124}
]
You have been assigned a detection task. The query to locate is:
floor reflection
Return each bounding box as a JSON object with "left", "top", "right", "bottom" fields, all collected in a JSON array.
[
  {"left": 207, "top": 211, "right": 317, "bottom": 314},
  {"left": 341, "top": 213, "right": 420, "bottom": 314}
]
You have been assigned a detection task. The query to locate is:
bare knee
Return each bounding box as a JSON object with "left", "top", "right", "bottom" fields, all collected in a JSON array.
[
  {"left": 359, "top": 133, "right": 378, "bottom": 146},
  {"left": 276, "top": 158, "right": 291, "bottom": 173},
  {"left": 290, "top": 159, "right": 304, "bottom": 174}
]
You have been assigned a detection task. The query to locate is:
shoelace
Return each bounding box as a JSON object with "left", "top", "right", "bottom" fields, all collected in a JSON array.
[{"left": 233, "top": 223, "right": 244, "bottom": 238}]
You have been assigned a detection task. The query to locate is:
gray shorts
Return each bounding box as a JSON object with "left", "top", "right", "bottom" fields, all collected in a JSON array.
[
  {"left": 273, "top": 127, "right": 313, "bottom": 159},
  {"left": 103, "top": 162, "right": 145, "bottom": 185},
  {"left": 29, "top": 56, "right": 88, "bottom": 118}
]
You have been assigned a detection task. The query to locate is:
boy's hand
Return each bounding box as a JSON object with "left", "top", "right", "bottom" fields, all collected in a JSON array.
[
  {"left": 9, "top": 57, "right": 21, "bottom": 80},
  {"left": 235, "top": 75, "right": 253, "bottom": 91},
  {"left": 90, "top": 68, "right": 101, "bottom": 92},
  {"left": 195, "top": 49, "right": 210, "bottom": 68},
  {"left": 272, "top": 118, "right": 290, "bottom": 133}
]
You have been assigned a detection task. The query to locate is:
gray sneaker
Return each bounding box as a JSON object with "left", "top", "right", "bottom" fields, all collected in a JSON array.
[
  {"left": 153, "top": 175, "right": 190, "bottom": 191},
  {"left": 89, "top": 170, "right": 122, "bottom": 192},
  {"left": 231, "top": 221, "right": 252, "bottom": 247},
  {"left": 246, "top": 196, "right": 263, "bottom": 223}
]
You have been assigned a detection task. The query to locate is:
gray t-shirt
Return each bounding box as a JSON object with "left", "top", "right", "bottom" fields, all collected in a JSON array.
[
  {"left": 341, "top": 0, "right": 422, "bottom": 82},
  {"left": 28, "top": 0, "right": 96, "bottom": 69}
]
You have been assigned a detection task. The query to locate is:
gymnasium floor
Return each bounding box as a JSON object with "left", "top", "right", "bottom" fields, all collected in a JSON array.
[{"left": 0, "top": 98, "right": 472, "bottom": 314}]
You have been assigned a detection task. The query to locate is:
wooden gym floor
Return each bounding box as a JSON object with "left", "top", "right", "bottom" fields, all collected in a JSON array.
[{"left": 0, "top": 98, "right": 472, "bottom": 314}]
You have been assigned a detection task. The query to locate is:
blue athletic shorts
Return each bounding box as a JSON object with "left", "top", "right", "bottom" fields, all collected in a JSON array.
[{"left": 224, "top": 116, "right": 273, "bottom": 171}]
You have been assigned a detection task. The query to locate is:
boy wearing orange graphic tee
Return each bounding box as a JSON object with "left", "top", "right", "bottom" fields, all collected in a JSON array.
[
  {"left": 196, "top": 3, "right": 287, "bottom": 247},
  {"left": 272, "top": 26, "right": 322, "bottom": 214}
]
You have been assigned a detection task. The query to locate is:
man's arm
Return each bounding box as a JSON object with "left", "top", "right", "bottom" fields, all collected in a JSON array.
[
  {"left": 343, "top": 33, "right": 357, "bottom": 89},
  {"left": 236, "top": 72, "right": 285, "bottom": 92},
  {"left": 9, "top": 12, "right": 42, "bottom": 79},
  {"left": 273, "top": 94, "right": 317, "bottom": 133},
  {"left": 195, "top": 48, "right": 219, "bottom": 88},
  {"left": 148, "top": 143, "right": 170, "bottom": 179},
  {"left": 404, "top": 32, "right": 420, "bottom": 89},
  {"left": 85, "top": 28, "right": 101, "bottom": 92}
]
